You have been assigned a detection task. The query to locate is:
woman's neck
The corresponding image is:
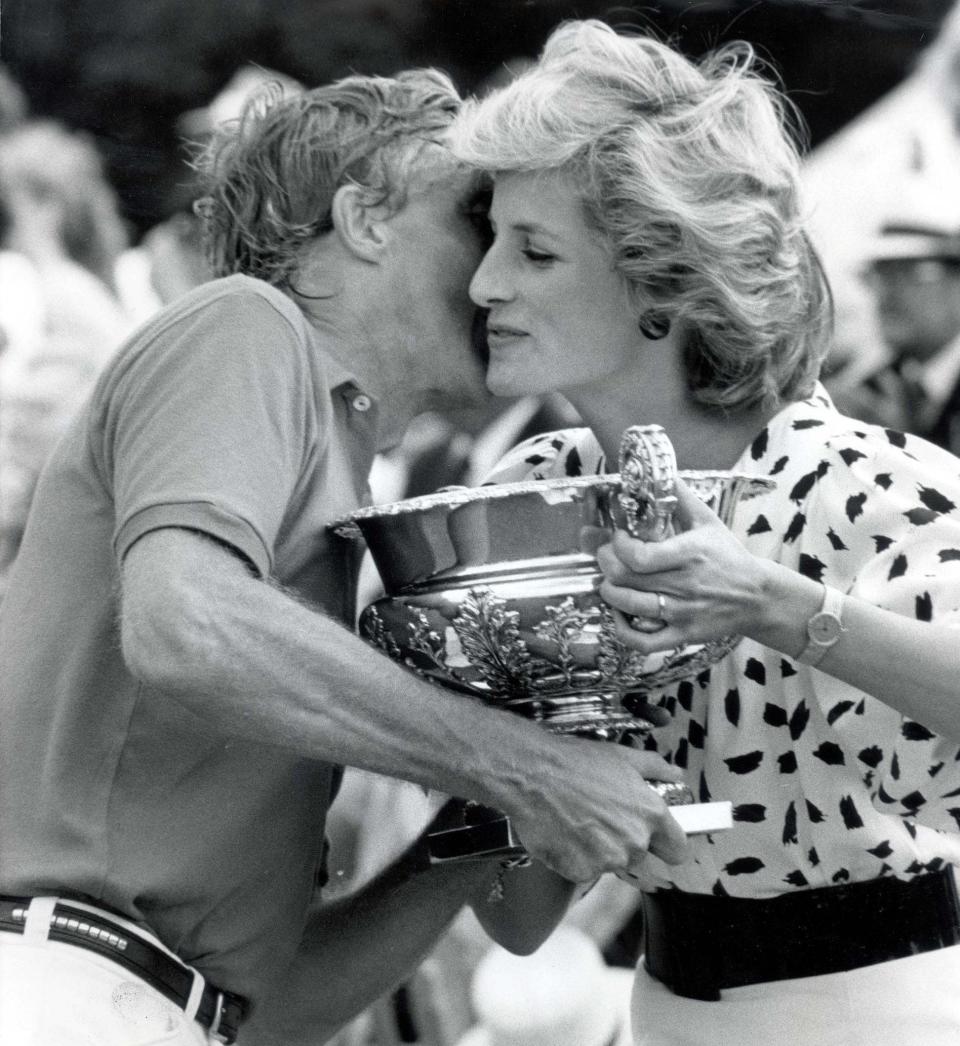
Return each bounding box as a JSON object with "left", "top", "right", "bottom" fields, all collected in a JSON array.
[{"left": 570, "top": 386, "right": 776, "bottom": 473}]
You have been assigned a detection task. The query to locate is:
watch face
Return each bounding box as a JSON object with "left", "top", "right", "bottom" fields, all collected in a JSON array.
[{"left": 809, "top": 611, "right": 842, "bottom": 644}]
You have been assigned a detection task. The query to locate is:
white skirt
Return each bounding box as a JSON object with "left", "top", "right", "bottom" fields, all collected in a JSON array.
[{"left": 632, "top": 944, "right": 960, "bottom": 1046}]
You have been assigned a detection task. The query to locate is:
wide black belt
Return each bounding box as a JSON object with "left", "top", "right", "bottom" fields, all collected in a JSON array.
[
  {"left": 0, "top": 895, "right": 247, "bottom": 1042},
  {"left": 642, "top": 867, "right": 960, "bottom": 1001}
]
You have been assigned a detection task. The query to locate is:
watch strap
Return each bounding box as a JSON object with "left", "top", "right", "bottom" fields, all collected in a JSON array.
[{"left": 796, "top": 585, "right": 846, "bottom": 667}]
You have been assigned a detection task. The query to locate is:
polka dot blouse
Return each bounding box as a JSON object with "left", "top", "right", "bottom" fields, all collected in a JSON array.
[{"left": 484, "top": 386, "right": 960, "bottom": 897}]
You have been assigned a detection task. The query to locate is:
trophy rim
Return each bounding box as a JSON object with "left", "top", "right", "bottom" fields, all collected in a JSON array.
[{"left": 332, "top": 469, "right": 773, "bottom": 536}]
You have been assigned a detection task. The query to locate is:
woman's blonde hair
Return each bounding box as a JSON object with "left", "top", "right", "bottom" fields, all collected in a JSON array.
[
  {"left": 450, "top": 20, "right": 833, "bottom": 412},
  {"left": 194, "top": 69, "right": 462, "bottom": 287}
]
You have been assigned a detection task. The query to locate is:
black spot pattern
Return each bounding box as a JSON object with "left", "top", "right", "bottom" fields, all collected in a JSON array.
[
  {"left": 747, "top": 514, "right": 772, "bottom": 536},
  {"left": 827, "top": 700, "right": 855, "bottom": 725},
  {"left": 789, "top": 701, "right": 810, "bottom": 741},
  {"left": 778, "top": 751, "right": 798, "bottom": 774},
  {"left": 814, "top": 742, "right": 846, "bottom": 766},
  {"left": 905, "top": 506, "right": 938, "bottom": 526},
  {"left": 846, "top": 492, "right": 867, "bottom": 522},
  {"left": 858, "top": 746, "right": 883, "bottom": 768},
  {"left": 764, "top": 703, "right": 788, "bottom": 728},
  {"left": 826, "top": 528, "right": 848, "bottom": 551},
  {"left": 797, "top": 553, "right": 827, "bottom": 581},
  {"left": 725, "top": 750, "right": 764, "bottom": 774},
  {"left": 918, "top": 486, "right": 956, "bottom": 514},
  {"left": 743, "top": 659, "right": 766, "bottom": 686},
  {"left": 724, "top": 857, "right": 765, "bottom": 876},
  {"left": 782, "top": 801, "right": 798, "bottom": 844},
  {"left": 806, "top": 800, "right": 826, "bottom": 823},
  {"left": 724, "top": 689, "right": 740, "bottom": 726},
  {"left": 839, "top": 796, "right": 864, "bottom": 829},
  {"left": 789, "top": 462, "right": 829, "bottom": 503},
  {"left": 770, "top": 455, "right": 789, "bottom": 475},
  {"left": 902, "top": 721, "right": 936, "bottom": 742},
  {"left": 888, "top": 554, "right": 908, "bottom": 580}
]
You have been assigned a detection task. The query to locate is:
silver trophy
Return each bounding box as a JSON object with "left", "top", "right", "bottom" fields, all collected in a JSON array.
[{"left": 334, "top": 426, "right": 771, "bottom": 861}]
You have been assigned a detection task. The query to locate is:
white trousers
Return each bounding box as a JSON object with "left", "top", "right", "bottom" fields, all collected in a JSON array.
[
  {"left": 632, "top": 944, "right": 960, "bottom": 1046},
  {"left": 0, "top": 899, "right": 215, "bottom": 1046}
]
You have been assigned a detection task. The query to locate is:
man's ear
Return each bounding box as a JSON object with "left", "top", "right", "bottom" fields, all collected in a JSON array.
[{"left": 330, "top": 184, "right": 389, "bottom": 263}]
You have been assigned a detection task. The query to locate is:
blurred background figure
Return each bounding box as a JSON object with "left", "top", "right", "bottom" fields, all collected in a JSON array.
[
  {"left": 805, "top": 0, "right": 960, "bottom": 390},
  {"left": 116, "top": 64, "right": 302, "bottom": 321},
  {"left": 837, "top": 212, "right": 960, "bottom": 451},
  {"left": 454, "top": 926, "right": 633, "bottom": 1046},
  {"left": 0, "top": 63, "right": 28, "bottom": 133},
  {"left": 0, "top": 118, "right": 134, "bottom": 592}
]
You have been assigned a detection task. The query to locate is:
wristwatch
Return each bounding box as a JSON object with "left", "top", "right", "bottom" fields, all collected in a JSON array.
[{"left": 796, "top": 585, "right": 846, "bottom": 667}]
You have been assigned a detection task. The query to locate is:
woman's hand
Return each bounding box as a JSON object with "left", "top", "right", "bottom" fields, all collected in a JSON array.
[{"left": 596, "top": 478, "right": 773, "bottom": 651}]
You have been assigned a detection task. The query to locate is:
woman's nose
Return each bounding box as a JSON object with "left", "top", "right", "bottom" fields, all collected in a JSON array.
[{"left": 469, "top": 249, "right": 511, "bottom": 307}]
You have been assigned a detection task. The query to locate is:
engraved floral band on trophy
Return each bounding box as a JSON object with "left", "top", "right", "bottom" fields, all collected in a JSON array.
[{"left": 333, "top": 425, "right": 773, "bottom": 861}]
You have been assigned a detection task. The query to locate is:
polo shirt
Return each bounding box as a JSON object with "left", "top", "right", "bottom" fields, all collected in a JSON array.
[{"left": 0, "top": 274, "right": 378, "bottom": 1004}]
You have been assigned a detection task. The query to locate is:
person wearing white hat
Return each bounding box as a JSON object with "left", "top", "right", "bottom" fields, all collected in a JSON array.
[
  {"left": 848, "top": 216, "right": 960, "bottom": 453},
  {"left": 456, "top": 926, "right": 633, "bottom": 1046}
]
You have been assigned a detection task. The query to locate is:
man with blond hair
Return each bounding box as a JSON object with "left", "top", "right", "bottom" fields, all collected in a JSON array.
[{"left": 0, "top": 69, "right": 684, "bottom": 1044}]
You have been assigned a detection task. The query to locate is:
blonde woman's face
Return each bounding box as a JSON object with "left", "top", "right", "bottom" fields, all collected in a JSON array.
[{"left": 470, "top": 170, "right": 640, "bottom": 398}]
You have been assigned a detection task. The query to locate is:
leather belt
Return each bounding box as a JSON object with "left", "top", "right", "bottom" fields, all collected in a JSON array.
[
  {"left": 0, "top": 895, "right": 247, "bottom": 1042},
  {"left": 642, "top": 867, "right": 960, "bottom": 1001}
]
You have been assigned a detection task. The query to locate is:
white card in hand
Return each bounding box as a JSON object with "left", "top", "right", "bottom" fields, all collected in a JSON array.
[{"left": 670, "top": 800, "right": 733, "bottom": 835}]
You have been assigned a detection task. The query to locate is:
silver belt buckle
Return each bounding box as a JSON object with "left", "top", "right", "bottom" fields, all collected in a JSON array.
[{"left": 209, "top": 990, "right": 228, "bottom": 1042}]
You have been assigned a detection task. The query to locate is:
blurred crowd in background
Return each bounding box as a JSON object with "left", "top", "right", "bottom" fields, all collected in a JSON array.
[{"left": 5, "top": 1, "right": 960, "bottom": 1043}]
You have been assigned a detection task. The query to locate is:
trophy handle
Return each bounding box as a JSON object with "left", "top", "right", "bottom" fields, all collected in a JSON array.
[{"left": 617, "top": 424, "right": 679, "bottom": 542}]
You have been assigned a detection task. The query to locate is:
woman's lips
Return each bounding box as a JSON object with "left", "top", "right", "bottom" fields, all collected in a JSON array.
[{"left": 487, "top": 324, "right": 527, "bottom": 343}]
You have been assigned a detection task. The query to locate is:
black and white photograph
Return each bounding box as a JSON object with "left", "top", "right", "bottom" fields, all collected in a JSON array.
[{"left": 2, "top": 2, "right": 960, "bottom": 1044}]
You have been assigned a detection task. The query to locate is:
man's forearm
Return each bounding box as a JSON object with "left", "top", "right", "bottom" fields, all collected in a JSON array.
[
  {"left": 239, "top": 851, "right": 489, "bottom": 1046},
  {"left": 123, "top": 528, "right": 571, "bottom": 813}
]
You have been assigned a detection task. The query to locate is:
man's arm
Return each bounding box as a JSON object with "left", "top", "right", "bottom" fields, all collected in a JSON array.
[
  {"left": 120, "top": 526, "right": 688, "bottom": 882},
  {"left": 238, "top": 843, "right": 491, "bottom": 1046}
]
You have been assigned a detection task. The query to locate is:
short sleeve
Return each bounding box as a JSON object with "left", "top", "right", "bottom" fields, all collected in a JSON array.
[
  {"left": 103, "top": 287, "right": 316, "bottom": 577},
  {"left": 481, "top": 427, "right": 605, "bottom": 484}
]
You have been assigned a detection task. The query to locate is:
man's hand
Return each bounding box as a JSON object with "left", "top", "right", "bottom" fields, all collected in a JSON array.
[{"left": 502, "top": 739, "right": 689, "bottom": 883}]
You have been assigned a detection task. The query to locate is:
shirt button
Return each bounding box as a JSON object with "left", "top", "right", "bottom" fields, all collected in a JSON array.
[{"left": 351, "top": 394, "right": 372, "bottom": 413}]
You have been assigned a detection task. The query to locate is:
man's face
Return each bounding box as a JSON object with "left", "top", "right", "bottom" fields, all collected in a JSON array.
[
  {"left": 870, "top": 257, "right": 960, "bottom": 362},
  {"left": 381, "top": 163, "right": 492, "bottom": 412}
]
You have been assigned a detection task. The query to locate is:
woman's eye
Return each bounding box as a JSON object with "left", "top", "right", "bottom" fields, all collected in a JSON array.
[{"left": 522, "top": 247, "right": 555, "bottom": 264}]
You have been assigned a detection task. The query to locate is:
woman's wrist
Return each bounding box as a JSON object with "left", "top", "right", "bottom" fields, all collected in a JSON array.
[{"left": 747, "top": 560, "right": 824, "bottom": 658}]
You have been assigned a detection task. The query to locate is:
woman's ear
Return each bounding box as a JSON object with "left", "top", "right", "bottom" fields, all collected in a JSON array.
[{"left": 330, "top": 183, "right": 389, "bottom": 263}]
